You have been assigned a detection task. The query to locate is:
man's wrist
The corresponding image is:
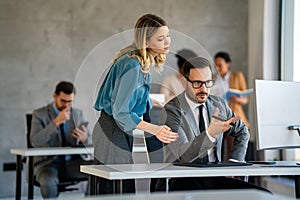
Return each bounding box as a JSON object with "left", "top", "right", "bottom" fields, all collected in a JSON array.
[
  {"left": 53, "top": 120, "right": 60, "bottom": 127},
  {"left": 206, "top": 130, "right": 216, "bottom": 142}
]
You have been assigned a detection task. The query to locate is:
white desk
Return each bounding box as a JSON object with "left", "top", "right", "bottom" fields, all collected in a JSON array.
[
  {"left": 81, "top": 189, "right": 294, "bottom": 200},
  {"left": 80, "top": 162, "right": 300, "bottom": 197},
  {"left": 10, "top": 147, "right": 93, "bottom": 200},
  {"left": 10, "top": 147, "right": 94, "bottom": 156}
]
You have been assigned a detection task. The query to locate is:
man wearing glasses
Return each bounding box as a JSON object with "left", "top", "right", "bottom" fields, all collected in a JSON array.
[
  {"left": 158, "top": 57, "right": 267, "bottom": 191},
  {"left": 30, "top": 81, "right": 91, "bottom": 198}
]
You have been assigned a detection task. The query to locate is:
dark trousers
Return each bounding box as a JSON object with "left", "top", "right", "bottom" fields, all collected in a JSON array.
[
  {"left": 143, "top": 107, "right": 163, "bottom": 192},
  {"left": 145, "top": 133, "right": 163, "bottom": 192},
  {"left": 35, "top": 156, "right": 93, "bottom": 198},
  {"left": 94, "top": 112, "right": 136, "bottom": 194}
]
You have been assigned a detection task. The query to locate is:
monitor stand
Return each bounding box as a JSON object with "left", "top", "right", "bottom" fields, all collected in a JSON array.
[{"left": 288, "top": 125, "right": 300, "bottom": 136}]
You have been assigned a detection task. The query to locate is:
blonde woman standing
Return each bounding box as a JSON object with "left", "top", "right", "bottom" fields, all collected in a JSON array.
[{"left": 92, "top": 14, "right": 178, "bottom": 194}]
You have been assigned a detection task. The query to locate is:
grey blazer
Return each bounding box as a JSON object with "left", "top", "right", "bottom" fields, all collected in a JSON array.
[
  {"left": 30, "top": 103, "right": 91, "bottom": 174},
  {"left": 160, "top": 92, "right": 250, "bottom": 163}
]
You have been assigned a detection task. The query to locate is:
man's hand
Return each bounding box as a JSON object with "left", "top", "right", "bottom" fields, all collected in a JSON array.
[
  {"left": 73, "top": 125, "right": 88, "bottom": 143},
  {"left": 53, "top": 107, "right": 71, "bottom": 127},
  {"left": 230, "top": 95, "right": 248, "bottom": 105},
  {"left": 207, "top": 108, "right": 239, "bottom": 138}
]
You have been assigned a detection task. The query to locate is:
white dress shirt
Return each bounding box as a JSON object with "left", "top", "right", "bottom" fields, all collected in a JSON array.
[
  {"left": 185, "top": 94, "right": 216, "bottom": 162},
  {"left": 211, "top": 71, "right": 231, "bottom": 100}
]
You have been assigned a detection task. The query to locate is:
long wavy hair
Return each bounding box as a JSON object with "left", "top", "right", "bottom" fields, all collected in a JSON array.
[{"left": 114, "top": 14, "right": 168, "bottom": 73}]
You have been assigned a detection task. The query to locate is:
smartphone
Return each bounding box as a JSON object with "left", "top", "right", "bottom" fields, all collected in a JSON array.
[{"left": 77, "top": 121, "right": 89, "bottom": 130}]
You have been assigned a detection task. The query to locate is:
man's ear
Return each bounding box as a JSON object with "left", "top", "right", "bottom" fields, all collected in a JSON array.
[{"left": 53, "top": 93, "right": 57, "bottom": 99}]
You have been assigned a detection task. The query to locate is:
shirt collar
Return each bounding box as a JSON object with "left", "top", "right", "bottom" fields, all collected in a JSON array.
[
  {"left": 52, "top": 102, "right": 59, "bottom": 115},
  {"left": 216, "top": 71, "right": 231, "bottom": 81},
  {"left": 184, "top": 93, "right": 206, "bottom": 111},
  {"left": 224, "top": 71, "right": 231, "bottom": 80}
]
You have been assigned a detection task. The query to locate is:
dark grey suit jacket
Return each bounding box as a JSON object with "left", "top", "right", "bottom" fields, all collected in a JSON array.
[
  {"left": 30, "top": 103, "right": 91, "bottom": 174},
  {"left": 160, "top": 92, "right": 250, "bottom": 163}
]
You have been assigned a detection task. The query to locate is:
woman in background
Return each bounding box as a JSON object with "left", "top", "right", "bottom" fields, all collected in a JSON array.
[
  {"left": 213, "top": 51, "right": 250, "bottom": 159},
  {"left": 160, "top": 49, "right": 197, "bottom": 102}
]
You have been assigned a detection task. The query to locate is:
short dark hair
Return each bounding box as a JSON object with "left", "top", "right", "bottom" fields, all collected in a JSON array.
[
  {"left": 54, "top": 81, "right": 76, "bottom": 95},
  {"left": 183, "top": 57, "right": 212, "bottom": 78},
  {"left": 214, "top": 51, "right": 231, "bottom": 63},
  {"left": 175, "top": 49, "right": 197, "bottom": 67}
]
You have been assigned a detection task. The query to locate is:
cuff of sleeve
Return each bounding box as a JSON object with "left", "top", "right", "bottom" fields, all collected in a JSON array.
[
  {"left": 122, "top": 115, "right": 142, "bottom": 132},
  {"left": 148, "top": 98, "right": 153, "bottom": 110},
  {"left": 206, "top": 130, "right": 216, "bottom": 143}
]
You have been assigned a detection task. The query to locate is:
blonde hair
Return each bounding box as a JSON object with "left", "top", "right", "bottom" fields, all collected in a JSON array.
[{"left": 114, "top": 14, "right": 168, "bottom": 73}]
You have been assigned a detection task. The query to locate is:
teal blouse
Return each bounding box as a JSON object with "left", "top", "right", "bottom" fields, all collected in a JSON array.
[{"left": 94, "top": 54, "right": 152, "bottom": 132}]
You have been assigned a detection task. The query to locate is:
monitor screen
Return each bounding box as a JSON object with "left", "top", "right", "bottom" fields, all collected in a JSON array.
[{"left": 255, "top": 80, "right": 300, "bottom": 150}]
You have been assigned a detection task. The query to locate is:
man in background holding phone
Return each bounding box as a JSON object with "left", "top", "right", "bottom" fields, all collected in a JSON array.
[{"left": 30, "top": 81, "right": 92, "bottom": 198}]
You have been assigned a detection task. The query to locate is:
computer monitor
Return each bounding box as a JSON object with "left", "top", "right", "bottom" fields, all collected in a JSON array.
[{"left": 255, "top": 79, "right": 300, "bottom": 150}]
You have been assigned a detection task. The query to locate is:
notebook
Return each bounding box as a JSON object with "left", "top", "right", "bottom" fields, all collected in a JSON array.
[{"left": 173, "top": 161, "right": 253, "bottom": 168}]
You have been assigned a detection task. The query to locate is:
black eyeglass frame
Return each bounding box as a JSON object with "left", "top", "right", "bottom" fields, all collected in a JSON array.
[{"left": 186, "top": 78, "right": 215, "bottom": 89}]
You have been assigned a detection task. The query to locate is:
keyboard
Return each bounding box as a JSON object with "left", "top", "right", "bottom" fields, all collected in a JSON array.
[{"left": 173, "top": 161, "right": 253, "bottom": 168}]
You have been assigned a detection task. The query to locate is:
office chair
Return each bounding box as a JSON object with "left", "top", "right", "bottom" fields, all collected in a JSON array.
[{"left": 25, "top": 113, "right": 88, "bottom": 196}]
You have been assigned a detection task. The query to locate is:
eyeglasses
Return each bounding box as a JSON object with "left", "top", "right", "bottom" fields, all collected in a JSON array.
[
  {"left": 59, "top": 99, "right": 73, "bottom": 104},
  {"left": 186, "top": 78, "right": 215, "bottom": 89}
]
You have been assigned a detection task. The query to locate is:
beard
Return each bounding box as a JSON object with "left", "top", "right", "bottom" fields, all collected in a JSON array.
[
  {"left": 195, "top": 91, "right": 208, "bottom": 103},
  {"left": 55, "top": 101, "right": 67, "bottom": 111}
]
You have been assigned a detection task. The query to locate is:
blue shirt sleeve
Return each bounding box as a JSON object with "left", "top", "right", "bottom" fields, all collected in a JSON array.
[
  {"left": 94, "top": 55, "right": 151, "bottom": 132},
  {"left": 148, "top": 96, "right": 152, "bottom": 110},
  {"left": 111, "top": 66, "right": 143, "bottom": 131}
]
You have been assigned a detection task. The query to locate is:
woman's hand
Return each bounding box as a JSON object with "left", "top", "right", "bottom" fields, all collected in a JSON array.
[
  {"left": 154, "top": 125, "right": 179, "bottom": 143},
  {"left": 136, "top": 121, "right": 178, "bottom": 143}
]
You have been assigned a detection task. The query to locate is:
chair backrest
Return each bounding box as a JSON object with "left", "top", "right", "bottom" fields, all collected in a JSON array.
[
  {"left": 24, "top": 113, "right": 85, "bottom": 192},
  {"left": 25, "top": 113, "right": 33, "bottom": 148}
]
